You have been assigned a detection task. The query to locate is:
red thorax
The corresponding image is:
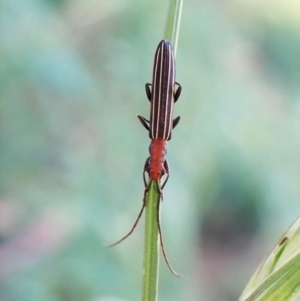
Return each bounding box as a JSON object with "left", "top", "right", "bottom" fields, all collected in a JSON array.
[{"left": 148, "top": 139, "right": 168, "bottom": 180}]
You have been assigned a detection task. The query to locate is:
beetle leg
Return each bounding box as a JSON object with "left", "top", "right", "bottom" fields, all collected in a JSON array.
[
  {"left": 145, "top": 83, "right": 152, "bottom": 101},
  {"left": 143, "top": 158, "right": 150, "bottom": 187},
  {"left": 161, "top": 160, "right": 170, "bottom": 191},
  {"left": 172, "top": 116, "right": 181, "bottom": 129},
  {"left": 174, "top": 82, "right": 182, "bottom": 102},
  {"left": 137, "top": 115, "right": 150, "bottom": 131}
]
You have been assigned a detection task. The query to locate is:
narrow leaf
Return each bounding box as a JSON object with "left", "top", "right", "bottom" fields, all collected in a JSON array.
[{"left": 239, "top": 216, "right": 300, "bottom": 301}]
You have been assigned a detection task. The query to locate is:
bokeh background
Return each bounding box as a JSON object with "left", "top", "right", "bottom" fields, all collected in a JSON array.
[{"left": 2, "top": 0, "right": 300, "bottom": 300}]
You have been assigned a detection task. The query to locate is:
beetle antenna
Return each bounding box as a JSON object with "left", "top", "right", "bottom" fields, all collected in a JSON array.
[
  {"left": 104, "top": 201, "right": 146, "bottom": 248},
  {"left": 156, "top": 184, "right": 182, "bottom": 277}
]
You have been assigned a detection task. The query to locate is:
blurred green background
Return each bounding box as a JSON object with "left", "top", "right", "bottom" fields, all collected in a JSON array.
[{"left": 1, "top": 0, "right": 300, "bottom": 300}]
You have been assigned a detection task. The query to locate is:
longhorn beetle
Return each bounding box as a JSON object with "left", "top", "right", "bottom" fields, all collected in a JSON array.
[{"left": 107, "top": 40, "right": 182, "bottom": 276}]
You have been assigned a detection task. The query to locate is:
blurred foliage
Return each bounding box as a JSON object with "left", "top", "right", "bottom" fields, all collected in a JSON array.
[{"left": 1, "top": 0, "right": 300, "bottom": 301}]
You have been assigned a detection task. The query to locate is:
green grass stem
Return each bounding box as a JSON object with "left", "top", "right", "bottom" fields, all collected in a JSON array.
[
  {"left": 164, "top": 0, "right": 184, "bottom": 55},
  {"left": 142, "top": 181, "right": 160, "bottom": 301},
  {"left": 141, "top": 1, "right": 183, "bottom": 300}
]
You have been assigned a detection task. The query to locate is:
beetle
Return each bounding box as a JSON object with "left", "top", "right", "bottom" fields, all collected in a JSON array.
[{"left": 107, "top": 40, "right": 182, "bottom": 276}]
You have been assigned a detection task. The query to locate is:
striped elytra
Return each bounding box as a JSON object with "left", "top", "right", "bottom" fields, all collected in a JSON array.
[
  {"left": 149, "top": 40, "right": 175, "bottom": 140},
  {"left": 138, "top": 40, "right": 181, "bottom": 142}
]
